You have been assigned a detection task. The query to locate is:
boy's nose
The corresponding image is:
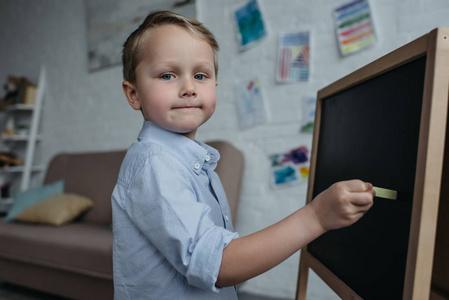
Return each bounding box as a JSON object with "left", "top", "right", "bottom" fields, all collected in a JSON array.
[
  {"left": 182, "top": 89, "right": 197, "bottom": 97},
  {"left": 180, "top": 78, "right": 197, "bottom": 97}
]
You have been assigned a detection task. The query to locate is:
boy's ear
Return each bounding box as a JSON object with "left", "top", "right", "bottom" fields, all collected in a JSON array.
[{"left": 122, "top": 80, "right": 141, "bottom": 111}]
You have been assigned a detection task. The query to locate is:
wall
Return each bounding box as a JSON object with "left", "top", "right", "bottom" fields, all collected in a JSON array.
[{"left": 0, "top": 0, "right": 448, "bottom": 299}]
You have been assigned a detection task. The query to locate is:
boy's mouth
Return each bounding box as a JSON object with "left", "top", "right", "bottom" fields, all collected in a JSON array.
[{"left": 172, "top": 105, "right": 201, "bottom": 109}]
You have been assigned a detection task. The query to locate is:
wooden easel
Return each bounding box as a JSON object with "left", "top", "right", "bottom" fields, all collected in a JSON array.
[{"left": 296, "top": 28, "right": 449, "bottom": 300}]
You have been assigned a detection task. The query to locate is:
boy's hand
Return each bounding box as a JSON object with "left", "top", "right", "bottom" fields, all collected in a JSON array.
[
  {"left": 217, "top": 179, "right": 374, "bottom": 287},
  {"left": 310, "top": 180, "right": 374, "bottom": 232}
]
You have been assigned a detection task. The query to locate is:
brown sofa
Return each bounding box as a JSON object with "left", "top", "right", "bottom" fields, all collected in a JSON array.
[{"left": 0, "top": 141, "right": 244, "bottom": 299}]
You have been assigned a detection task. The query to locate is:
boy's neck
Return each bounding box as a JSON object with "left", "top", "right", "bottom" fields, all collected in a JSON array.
[{"left": 180, "top": 129, "right": 197, "bottom": 140}]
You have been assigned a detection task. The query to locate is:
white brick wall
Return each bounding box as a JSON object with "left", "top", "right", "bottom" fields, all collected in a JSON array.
[
  {"left": 0, "top": 0, "right": 448, "bottom": 299},
  {"left": 198, "top": 1, "right": 449, "bottom": 299}
]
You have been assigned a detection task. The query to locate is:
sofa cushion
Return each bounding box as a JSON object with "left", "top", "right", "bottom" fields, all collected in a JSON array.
[
  {"left": 44, "top": 151, "right": 126, "bottom": 225},
  {"left": 14, "top": 193, "right": 94, "bottom": 226},
  {"left": 0, "top": 220, "right": 112, "bottom": 279},
  {"left": 5, "top": 180, "right": 64, "bottom": 222}
]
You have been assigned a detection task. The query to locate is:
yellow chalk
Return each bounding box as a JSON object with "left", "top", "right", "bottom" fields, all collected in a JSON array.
[{"left": 373, "top": 186, "right": 397, "bottom": 200}]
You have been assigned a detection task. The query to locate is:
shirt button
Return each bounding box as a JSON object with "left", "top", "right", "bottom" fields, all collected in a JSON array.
[
  {"left": 194, "top": 163, "right": 201, "bottom": 170},
  {"left": 205, "top": 155, "right": 210, "bottom": 162},
  {"left": 225, "top": 215, "right": 229, "bottom": 222}
]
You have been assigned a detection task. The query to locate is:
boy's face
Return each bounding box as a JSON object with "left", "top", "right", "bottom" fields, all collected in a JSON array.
[{"left": 123, "top": 24, "right": 217, "bottom": 140}]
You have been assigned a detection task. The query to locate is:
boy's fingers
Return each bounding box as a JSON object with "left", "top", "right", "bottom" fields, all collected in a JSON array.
[
  {"left": 343, "top": 180, "right": 373, "bottom": 193},
  {"left": 344, "top": 180, "right": 375, "bottom": 207},
  {"left": 354, "top": 209, "right": 370, "bottom": 219},
  {"left": 357, "top": 198, "right": 374, "bottom": 210},
  {"left": 351, "top": 192, "right": 374, "bottom": 206}
]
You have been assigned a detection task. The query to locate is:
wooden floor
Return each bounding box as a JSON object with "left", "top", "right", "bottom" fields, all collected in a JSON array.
[
  {"left": 0, "top": 282, "right": 293, "bottom": 300},
  {"left": 0, "top": 282, "right": 65, "bottom": 300},
  {"left": 239, "top": 292, "right": 293, "bottom": 300}
]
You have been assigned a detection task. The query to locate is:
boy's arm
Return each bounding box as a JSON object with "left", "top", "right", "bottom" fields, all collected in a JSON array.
[{"left": 216, "top": 179, "right": 374, "bottom": 287}]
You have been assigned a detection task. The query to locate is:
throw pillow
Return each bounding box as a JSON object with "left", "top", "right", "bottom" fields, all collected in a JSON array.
[
  {"left": 14, "top": 193, "right": 94, "bottom": 226},
  {"left": 5, "top": 180, "right": 64, "bottom": 221}
]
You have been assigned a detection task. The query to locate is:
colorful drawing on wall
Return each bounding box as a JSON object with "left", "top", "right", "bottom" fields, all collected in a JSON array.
[
  {"left": 300, "top": 96, "right": 316, "bottom": 133},
  {"left": 234, "top": 78, "right": 270, "bottom": 129},
  {"left": 333, "top": 0, "right": 376, "bottom": 56},
  {"left": 86, "top": 0, "right": 196, "bottom": 71},
  {"left": 269, "top": 146, "right": 310, "bottom": 189},
  {"left": 276, "top": 32, "right": 310, "bottom": 83},
  {"left": 232, "top": 0, "right": 267, "bottom": 51}
]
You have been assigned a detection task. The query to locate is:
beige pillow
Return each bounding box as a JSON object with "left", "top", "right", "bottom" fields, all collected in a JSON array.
[{"left": 14, "top": 193, "right": 94, "bottom": 226}]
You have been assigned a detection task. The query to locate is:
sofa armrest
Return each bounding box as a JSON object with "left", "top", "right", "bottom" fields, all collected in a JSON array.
[{"left": 206, "top": 141, "right": 244, "bottom": 227}]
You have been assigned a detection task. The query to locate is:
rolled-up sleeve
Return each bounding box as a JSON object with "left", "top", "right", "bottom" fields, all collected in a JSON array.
[{"left": 125, "top": 152, "right": 238, "bottom": 291}]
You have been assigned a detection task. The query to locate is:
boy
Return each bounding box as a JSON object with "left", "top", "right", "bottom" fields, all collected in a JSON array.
[{"left": 112, "top": 11, "right": 374, "bottom": 299}]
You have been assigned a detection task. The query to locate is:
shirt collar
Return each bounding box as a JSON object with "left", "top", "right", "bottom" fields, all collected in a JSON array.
[{"left": 137, "top": 121, "right": 220, "bottom": 174}]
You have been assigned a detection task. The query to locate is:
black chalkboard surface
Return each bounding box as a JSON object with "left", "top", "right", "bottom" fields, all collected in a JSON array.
[
  {"left": 308, "top": 56, "right": 426, "bottom": 300},
  {"left": 296, "top": 28, "right": 449, "bottom": 300}
]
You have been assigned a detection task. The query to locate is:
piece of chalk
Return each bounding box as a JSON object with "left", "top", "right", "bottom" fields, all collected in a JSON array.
[{"left": 373, "top": 186, "right": 397, "bottom": 200}]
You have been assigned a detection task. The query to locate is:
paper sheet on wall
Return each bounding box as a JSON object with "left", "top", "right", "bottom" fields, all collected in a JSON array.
[
  {"left": 86, "top": 0, "right": 196, "bottom": 71},
  {"left": 269, "top": 146, "right": 310, "bottom": 189},
  {"left": 276, "top": 32, "right": 310, "bottom": 83},
  {"left": 232, "top": 0, "right": 267, "bottom": 51},
  {"left": 234, "top": 78, "right": 270, "bottom": 129},
  {"left": 333, "top": 0, "right": 377, "bottom": 56},
  {"left": 300, "top": 96, "right": 316, "bottom": 133}
]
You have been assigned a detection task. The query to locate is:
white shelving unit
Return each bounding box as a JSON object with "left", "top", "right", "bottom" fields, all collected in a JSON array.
[{"left": 0, "top": 66, "right": 46, "bottom": 213}]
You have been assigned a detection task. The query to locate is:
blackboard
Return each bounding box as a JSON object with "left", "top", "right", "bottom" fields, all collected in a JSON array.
[
  {"left": 308, "top": 56, "right": 425, "bottom": 300},
  {"left": 296, "top": 28, "right": 449, "bottom": 300}
]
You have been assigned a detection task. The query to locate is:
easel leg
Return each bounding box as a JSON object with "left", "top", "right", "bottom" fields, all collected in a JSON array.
[{"left": 296, "top": 250, "right": 310, "bottom": 300}]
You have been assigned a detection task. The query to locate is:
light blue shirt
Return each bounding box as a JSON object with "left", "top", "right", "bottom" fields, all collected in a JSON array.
[{"left": 112, "top": 121, "right": 239, "bottom": 300}]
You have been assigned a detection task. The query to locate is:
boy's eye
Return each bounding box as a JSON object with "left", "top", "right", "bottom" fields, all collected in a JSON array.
[
  {"left": 194, "top": 74, "right": 207, "bottom": 80},
  {"left": 160, "top": 74, "right": 175, "bottom": 80}
]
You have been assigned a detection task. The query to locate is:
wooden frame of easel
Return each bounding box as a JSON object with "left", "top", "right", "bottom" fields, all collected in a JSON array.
[{"left": 295, "top": 28, "right": 449, "bottom": 300}]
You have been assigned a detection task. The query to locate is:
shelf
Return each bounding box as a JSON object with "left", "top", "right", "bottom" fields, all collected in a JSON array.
[
  {"left": 0, "top": 165, "right": 44, "bottom": 173},
  {"left": 0, "top": 198, "right": 13, "bottom": 214},
  {"left": 0, "top": 198, "right": 13, "bottom": 204},
  {"left": 1, "top": 66, "right": 46, "bottom": 193},
  {"left": 1, "top": 135, "right": 42, "bottom": 142},
  {"left": 5, "top": 104, "right": 35, "bottom": 112}
]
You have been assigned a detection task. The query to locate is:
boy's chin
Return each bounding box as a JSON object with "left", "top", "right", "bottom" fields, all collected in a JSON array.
[
  {"left": 164, "top": 125, "right": 198, "bottom": 139},
  {"left": 178, "top": 129, "right": 197, "bottom": 140}
]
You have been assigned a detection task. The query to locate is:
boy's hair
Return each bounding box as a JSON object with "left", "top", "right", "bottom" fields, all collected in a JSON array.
[{"left": 122, "top": 11, "right": 219, "bottom": 83}]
